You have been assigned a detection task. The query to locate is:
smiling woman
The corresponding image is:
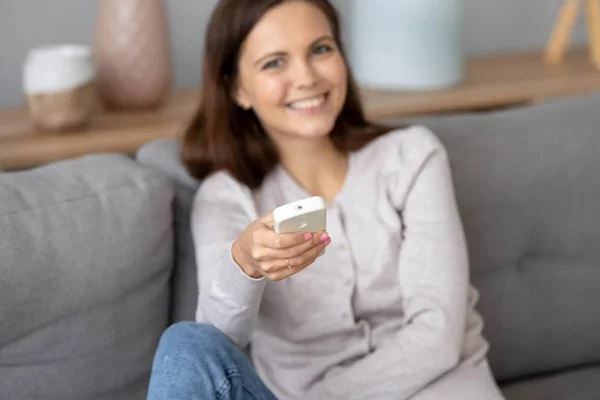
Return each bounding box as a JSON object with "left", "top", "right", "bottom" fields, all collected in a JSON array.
[
  {"left": 181, "top": 0, "right": 391, "bottom": 190},
  {"left": 146, "top": 1, "right": 506, "bottom": 400}
]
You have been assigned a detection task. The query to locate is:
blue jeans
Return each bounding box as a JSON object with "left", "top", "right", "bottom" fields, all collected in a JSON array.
[{"left": 147, "top": 322, "right": 278, "bottom": 400}]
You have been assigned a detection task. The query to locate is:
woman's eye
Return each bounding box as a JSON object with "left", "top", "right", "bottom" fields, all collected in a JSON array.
[
  {"left": 313, "top": 44, "right": 332, "bottom": 55},
  {"left": 263, "top": 58, "right": 283, "bottom": 70}
]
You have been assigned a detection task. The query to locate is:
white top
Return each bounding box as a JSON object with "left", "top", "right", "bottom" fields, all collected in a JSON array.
[{"left": 191, "top": 125, "right": 505, "bottom": 400}]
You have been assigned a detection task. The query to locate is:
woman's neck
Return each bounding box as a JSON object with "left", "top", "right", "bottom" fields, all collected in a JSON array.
[{"left": 277, "top": 136, "right": 348, "bottom": 202}]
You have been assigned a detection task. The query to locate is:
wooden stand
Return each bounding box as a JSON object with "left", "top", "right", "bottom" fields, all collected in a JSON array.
[{"left": 545, "top": 0, "right": 600, "bottom": 68}]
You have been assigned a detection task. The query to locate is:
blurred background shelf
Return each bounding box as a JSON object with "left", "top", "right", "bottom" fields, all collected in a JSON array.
[{"left": 2, "top": 46, "right": 600, "bottom": 171}]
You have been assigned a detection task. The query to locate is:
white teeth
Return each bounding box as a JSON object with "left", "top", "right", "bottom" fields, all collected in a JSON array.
[{"left": 289, "top": 95, "right": 325, "bottom": 110}]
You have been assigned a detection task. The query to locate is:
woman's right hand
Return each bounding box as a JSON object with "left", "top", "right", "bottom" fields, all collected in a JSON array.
[{"left": 231, "top": 212, "right": 331, "bottom": 280}]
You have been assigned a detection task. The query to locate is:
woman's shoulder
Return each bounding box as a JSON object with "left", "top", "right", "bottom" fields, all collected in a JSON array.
[
  {"left": 366, "top": 124, "right": 445, "bottom": 156},
  {"left": 357, "top": 124, "right": 448, "bottom": 171},
  {"left": 352, "top": 125, "right": 455, "bottom": 211},
  {"left": 194, "top": 169, "right": 255, "bottom": 206}
]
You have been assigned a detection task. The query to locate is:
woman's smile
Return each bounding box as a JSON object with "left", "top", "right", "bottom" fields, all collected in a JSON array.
[{"left": 287, "top": 92, "right": 329, "bottom": 115}]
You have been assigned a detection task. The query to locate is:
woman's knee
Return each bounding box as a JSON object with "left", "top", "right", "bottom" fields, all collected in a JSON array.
[
  {"left": 152, "top": 321, "right": 252, "bottom": 383},
  {"left": 148, "top": 323, "right": 242, "bottom": 398},
  {"left": 155, "top": 321, "right": 237, "bottom": 362},
  {"left": 149, "top": 323, "right": 268, "bottom": 400},
  {"left": 159, "top": 322, "right": 224, "bottom": 345}
]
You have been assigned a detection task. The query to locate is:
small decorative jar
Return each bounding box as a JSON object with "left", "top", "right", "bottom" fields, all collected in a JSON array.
[{"left": 23, "top": 45, "right": 97, "bottom": 132}]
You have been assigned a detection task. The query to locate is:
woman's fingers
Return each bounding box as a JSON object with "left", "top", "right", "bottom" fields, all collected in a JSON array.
[
  {"left": 253, "top": 230, "right": 328, "bottom": 260},
  {"left": 259, "top": 236, "right": 331, "bottom": 280},
  {"left": 255, "top": 228, "right": 311, "bottom": 250},
  {"left": 248, "top": 211, "right": 331, "bottom": 281},
  {"left": 257, "top": 212, "right": 275, "bottom": 230}
]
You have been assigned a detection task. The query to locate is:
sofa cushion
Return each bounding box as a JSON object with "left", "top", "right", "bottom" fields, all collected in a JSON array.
[
  {"left": 0, "top": 154, "right": 174, "bottom": 400},
  {"left": 401, "top": 92, "right": 600, "bottom": 382},
  {"left": 501, "top": 364, "right": 600, "bottom": 400},
  {"left": 136, "top": 140, "right": 200, "bottom": 323}
]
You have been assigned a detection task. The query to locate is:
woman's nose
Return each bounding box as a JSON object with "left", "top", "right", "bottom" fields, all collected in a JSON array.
[{"left": 292, "top": 60, "right": 318, "bottom": 89}]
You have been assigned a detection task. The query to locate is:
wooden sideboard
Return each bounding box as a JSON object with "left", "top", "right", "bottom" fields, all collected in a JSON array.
[{"left": 2, "top": 47, "right": 600, "bottom": 171}]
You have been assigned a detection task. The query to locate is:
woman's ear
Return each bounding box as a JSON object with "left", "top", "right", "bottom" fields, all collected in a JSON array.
[{"left": 231, "top": 81, "right": 251, "bottom": 110}]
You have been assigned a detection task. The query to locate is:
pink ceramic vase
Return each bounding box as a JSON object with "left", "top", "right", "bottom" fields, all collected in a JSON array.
[{"left": 93, "top": 0, "right": 172, "bottom": 110}]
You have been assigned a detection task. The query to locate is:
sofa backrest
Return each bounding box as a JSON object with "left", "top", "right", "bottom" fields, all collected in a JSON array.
[
  {"left": 407, "top": 92, "right": 600, "bottom": 382},
  {"left": 138, "top": 91, "right": 600, "bottom": 384},
  {"left": 0, "top": 154, "right": 174, "bottom": 400}
]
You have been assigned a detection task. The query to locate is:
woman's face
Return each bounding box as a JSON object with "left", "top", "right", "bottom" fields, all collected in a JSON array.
[{"left": 234, "top": 0, "right": 347, "bottom": 144}]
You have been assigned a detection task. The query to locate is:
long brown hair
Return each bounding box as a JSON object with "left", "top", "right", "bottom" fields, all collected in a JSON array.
[{"left": 182, "top": 0, "right": 392, "bottom": 189}]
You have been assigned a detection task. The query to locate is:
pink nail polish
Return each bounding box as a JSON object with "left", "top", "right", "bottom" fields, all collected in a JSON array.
[
  {"left": 304, "top": 232, "right": 312, "bottom": 240},
  {"left": 320, "top": 233, "right": 329, "bottom": 241}
]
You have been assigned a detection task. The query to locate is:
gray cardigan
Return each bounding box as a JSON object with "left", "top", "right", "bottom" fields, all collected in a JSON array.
[{"left": 191, "top": 125, "right": 505, "bottom": 400}]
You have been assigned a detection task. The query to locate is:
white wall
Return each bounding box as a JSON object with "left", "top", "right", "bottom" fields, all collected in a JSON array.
[{"left": 0, "top": 0, "right": 586, "bottom": 107}]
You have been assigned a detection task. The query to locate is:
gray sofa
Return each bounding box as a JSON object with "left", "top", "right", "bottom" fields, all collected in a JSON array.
[{"left": 1, "top": 91, "right": 600, "bottom": 400}]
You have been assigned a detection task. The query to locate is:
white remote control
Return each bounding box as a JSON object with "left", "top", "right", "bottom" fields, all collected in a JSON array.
[
  {"left": 273, "top": 196, "right": 327, "bottom": 256},
  {"left": 273, "top": 196, "right": 326, "bottom": 234}
]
